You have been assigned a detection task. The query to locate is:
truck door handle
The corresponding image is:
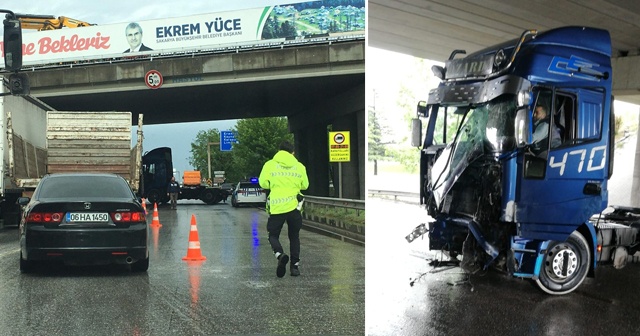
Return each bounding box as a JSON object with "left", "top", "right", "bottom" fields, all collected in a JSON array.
[{"left": 583, "top": 182, "right": 601, "bottom": 195}]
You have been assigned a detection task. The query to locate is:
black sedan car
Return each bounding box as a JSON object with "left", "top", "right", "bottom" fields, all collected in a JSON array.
[{"left": 18, "top": 173, "right": 149, "bottom": 273}]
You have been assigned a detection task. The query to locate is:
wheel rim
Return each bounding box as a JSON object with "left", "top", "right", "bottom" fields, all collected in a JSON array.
[
  {"left": 204, "top": 191, "right": 213, "bottom": 201},
  {"left": 543, "top": 243, "right": 580, "bottom": 283},
  {"left": 535, "top": 231, "right": 590, "bottom": 295}
]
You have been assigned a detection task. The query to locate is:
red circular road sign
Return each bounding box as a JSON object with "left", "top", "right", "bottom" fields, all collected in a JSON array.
[
  {"left": 145, "top": 70, "right": 163, "bottom": 89},
  {"left": 334, "top": 133, "right": 345, "bottom": 144}
]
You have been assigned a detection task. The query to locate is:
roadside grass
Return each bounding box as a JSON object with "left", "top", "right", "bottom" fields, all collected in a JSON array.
[{"left": 302, "top": 202, "right": 364, "bottom": 228}]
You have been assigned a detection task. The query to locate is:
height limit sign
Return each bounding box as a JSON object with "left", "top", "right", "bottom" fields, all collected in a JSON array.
[
  {"left": 329, "top": 131, "right": 350, "bottom": 162},
  {"left": 145, "top": 70, "right": 163, "bottom": 89}
]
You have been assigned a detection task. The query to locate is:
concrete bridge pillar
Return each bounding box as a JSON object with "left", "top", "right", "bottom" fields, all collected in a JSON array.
[
  {"left": 331, "top": 111, "right": 364, "bottom": 200},
  {"left": 295, "top": 124, "right": 330, "bottom": 197},
  {"left": 288, "top": 81, "right": 365, "bottom": 200}
]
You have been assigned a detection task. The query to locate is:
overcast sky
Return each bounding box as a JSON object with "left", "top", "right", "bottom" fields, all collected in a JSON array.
[{"left": 5, "top": 0, "right": 307, "bottom": 180}]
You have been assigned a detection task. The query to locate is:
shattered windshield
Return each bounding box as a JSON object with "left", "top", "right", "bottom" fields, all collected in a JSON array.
[{"left": 431, "top": 94, "right": 517, "bottom": 205}]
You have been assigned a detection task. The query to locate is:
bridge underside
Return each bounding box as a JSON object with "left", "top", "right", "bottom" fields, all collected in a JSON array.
[
  {"left": 369, "top": 0, "right": 640, "bottom": 105},
  {"left": 37, "top": 72, "right": 363, "bottom": 126}
]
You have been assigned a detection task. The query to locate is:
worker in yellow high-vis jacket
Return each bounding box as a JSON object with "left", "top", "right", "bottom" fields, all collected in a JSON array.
[{"left": 259, "top": 140, "right": 309, "bottom": 278}]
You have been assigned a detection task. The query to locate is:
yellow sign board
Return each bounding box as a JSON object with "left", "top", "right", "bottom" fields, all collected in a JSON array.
[{"left": 329, "top": 131, "right": 350, "bottom": 162}]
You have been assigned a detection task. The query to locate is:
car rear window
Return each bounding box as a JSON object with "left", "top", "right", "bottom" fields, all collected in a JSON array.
[
  {"left": 37, "top": 175, "right": 133, "bottom": 199},
  {"left": 239, "top": 183, "right": 260, "bottom": 189}
]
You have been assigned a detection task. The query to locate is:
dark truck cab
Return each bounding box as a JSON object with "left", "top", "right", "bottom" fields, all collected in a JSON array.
[{"left": 140, "top": 147, "right": 226, "bottom": 205}]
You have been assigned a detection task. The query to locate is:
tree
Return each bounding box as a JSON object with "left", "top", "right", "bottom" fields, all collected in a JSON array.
[
  {"left": 231, "top": 117, "right": 294, "bottom": 179},
  {"left": 188, "top": 117, "right": 293, "bottom": 183},
  {"left": 280, "top": 20, "right": 297, "bottom": 38},
  {"left": 188, "top": 129, "right": 235, "bottom": 181},
  {"left": 368, "top": 105, "right": 386, "bottom": 175},
  {"left": 389, "top": 57, "right": 438, "bottom": 172}
]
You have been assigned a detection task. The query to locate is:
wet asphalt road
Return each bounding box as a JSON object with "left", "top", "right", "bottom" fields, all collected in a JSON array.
[
  {"left": 0, "top": 201, "right": 364, "bottom": 335},
  {"left": 366, "top": 198, "right": 640, "bottom": 336}
]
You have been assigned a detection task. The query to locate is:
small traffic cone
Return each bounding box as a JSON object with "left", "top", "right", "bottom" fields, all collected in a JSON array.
[
  {"left": 150, "top": 202, "right": 162, "bottom": 227},
  {"left": 141, "top": 198, "right": 148, "bottom": 215},
  {"left": 182, "top": 214, "right": 206, "bottom": 261}
]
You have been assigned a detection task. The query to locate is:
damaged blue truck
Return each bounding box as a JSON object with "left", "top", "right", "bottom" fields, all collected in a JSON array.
[{"left": 406, "top": 26, "right": 640, "bottom": 295}]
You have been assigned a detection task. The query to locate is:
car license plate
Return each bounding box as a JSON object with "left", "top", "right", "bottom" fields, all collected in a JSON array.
[{"left": 66, "top": 212, "right": 109, "bottom": 222}]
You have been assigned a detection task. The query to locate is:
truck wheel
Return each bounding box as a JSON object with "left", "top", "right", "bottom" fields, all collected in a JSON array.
[
  {"left": 147, "top": 190, "right": 161, "bottom": 205},
  {"left": 201, "top": 189, "right": 219, "bottom": 205},
  {"left": 535, "top": 231, "right": 590, "bottom": 295},
  {"left": 2, "top": 201, "right": 22, "bottom": 227}
]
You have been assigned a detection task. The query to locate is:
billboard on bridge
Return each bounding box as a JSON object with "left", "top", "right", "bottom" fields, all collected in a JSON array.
[{"left": 0, "top": 0, "right": 364, "bottom": 68}]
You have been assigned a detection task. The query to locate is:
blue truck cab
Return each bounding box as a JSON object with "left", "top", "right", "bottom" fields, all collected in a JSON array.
[{"left": 407, "top": 27, "right": 640, "bottom": 295}]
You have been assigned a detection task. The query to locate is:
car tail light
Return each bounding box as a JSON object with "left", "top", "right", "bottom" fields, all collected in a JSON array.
[
  {"left": 111, "top": 211, "right": 146, "bottom": 223},
  {"left": 26, "top": 212, "right": 64, "bottom": 224}
]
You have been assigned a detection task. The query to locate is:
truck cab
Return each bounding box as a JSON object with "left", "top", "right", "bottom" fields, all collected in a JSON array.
[
  {"left": 140, "top": 147, "right": 226, "bottom": 205},
  {"left": 141, "top": 147, "right": 173, "bottom": 204},
  {"left": 406, "top": 27, "right": 638, "bottom": 295}
]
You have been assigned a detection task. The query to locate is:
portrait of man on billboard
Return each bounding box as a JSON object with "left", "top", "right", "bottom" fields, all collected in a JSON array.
[{"left": 124, "top": 22, "right": 153, "bottom": 53}]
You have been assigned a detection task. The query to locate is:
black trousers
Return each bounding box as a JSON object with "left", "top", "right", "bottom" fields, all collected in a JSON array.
[{"left": 266, "top": 209, "right": 302, "bottom": 264}]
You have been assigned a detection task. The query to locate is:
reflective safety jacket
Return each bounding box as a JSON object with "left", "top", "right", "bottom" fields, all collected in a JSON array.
[{"left": 259, "top": 150, "right": 309, "bottom": 215}]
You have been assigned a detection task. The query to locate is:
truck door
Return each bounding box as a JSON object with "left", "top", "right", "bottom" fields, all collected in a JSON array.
[{"left": 516, "top": 87, "right": 610, "bottom": 241}]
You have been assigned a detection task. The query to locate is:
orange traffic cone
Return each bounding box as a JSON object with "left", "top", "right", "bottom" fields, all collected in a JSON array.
[
  {"left": 182, "top": 214, "right": 206, "bottom": 261},
  {"left": 150, "top": 202, "right": 162, "bottom": 227},
  {"left": 141, "top": 198, "right": 148, "bottom": 215}
]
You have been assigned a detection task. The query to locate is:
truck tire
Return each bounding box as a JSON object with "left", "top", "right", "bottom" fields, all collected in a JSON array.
[
  {"left": 147, "top": 190, "right": 161, "bottom": 205},
  {"left": 201, "top": 189, "right": 220, "bottom": 205},
  {"left": 535, "top": 231, "right": 590, "bottom": 295},
  {"left": 1, "top": 200, "right": 22, "bottom": 227}
]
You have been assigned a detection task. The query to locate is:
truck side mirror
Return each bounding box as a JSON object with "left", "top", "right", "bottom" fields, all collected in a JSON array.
[
  {"left": 3, "top": 15, "right": 22, "bottom": 72},
  {"left": 417, "top": 101, "right": 429, "bottom": 117},
  {"left": 411, "top": 118, "right": 422, "bottom": 147}
]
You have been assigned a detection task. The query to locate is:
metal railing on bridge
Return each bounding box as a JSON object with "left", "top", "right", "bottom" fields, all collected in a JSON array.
[
  {"left": 14, "top": 34, "right": 365, "bottom": 73},
  {"left": 301, "top": 195, "right": 365, "bottom": 246},
  {"left": 368, "top": 189, "right": 420, "bottom": 204}
]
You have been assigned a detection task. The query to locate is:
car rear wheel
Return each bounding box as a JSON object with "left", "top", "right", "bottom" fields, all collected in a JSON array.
[
  {"left": 20, "top": 252, "right": 34, "bottom": 273},
  {"left": 535, "top": 231, "right": 590, "bottom": 295},
  {"left": 131, "top": 257, "right": 149, "bottom": 272}
]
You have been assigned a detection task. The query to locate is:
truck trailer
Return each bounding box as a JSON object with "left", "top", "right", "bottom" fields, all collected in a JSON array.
[
  {"left": 140, "top": 147, "right": 227, "bottom": 205},
  {"left": 406, "top": 26, "right": 640, "bottom": 295},
  {"left": 0, "top": 93, "right": 48, "bottom": 227},
  {"left": 0, "top": 98, "right": 143, "bottom": 227}
]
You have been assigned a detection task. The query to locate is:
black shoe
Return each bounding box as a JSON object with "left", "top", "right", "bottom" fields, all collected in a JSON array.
[
  {"left": 276, "top": 254, "right": 289, "bottom": 278},
  {"left": 290, "top": 264, "right": 300, "bottom": 277}
]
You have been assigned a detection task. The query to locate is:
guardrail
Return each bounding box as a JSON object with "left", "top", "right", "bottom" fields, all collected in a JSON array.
[
  {"left": 368, "top": 189, "right": 420, "bottom": 204},
  {"left": 301, "top": 195, "right": 365, "bottom": 246}
]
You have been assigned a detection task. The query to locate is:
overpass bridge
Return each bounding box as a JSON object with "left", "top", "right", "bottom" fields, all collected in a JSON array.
[
  {"left": 18, "top": 37, "right": 365, "bottom": 200},
  {"left": 369, "top": 0, "right": 640, "bottom": 105}
]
